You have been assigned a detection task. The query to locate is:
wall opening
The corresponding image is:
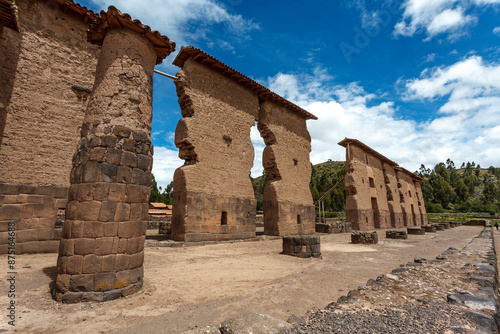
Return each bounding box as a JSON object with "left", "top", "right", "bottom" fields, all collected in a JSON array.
[
  {"left": 221, "top": 211, "right": 228, "bottom": 225},
  {"left": 297, "top": 214, "right": 301, "bottom": 224},
  {"left": 369, "top": 177, "right": 375, "bottom": 188}
]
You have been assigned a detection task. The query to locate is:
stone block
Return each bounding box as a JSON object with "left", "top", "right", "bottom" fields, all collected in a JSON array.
[
  {"left": 83, "top": 162, "right": 101, "bottom": 183},
  {"left": 386, "top": 230, "right": 408, "bottom": 239},
  {"left": 99, "top": 201, "right": 117, "bottom": 222},
  {"left": 77, "top": 201, "right": 101, "bottom": 221},
  {"left": 433, "top": 224, "right": 445, "bottom": 231},
  {"left": 117, "top": 221, "right": 143, "bottom": 238},
  {"left": 113, "top": 126, "right": 131, "bottom": 138},
  {"left": 70, "top": 274, "right": 94, "bottom": 292},
  {"left": 422, "top": 225, "right": 437, "bottom": 233},
  {"left": 103, "top": 222, "right": 118, "bottom": 237},
  {"left": 55, "top": 274, "right": 70, "bottom": 293},
  {"left": 105, "top": 148, "right": 122, "bottom": 165},
  {"left": 108, "top": 183, "right": 126, "bottom": 202},
  {"left": 101, "top": 255, "right": 116, "bottom": 272},
  {"left": 116, "top": 166, "right": 133, "bottom": 183},
  {"left": 126, "top": 236, "right": 145, "bottom": 254},
  {"left": 95, "top": 237, "right": 114, "bottom": 256},
  {"left": 114, "top": 203, "right": 131, "bottom": 222},
  {"left": 16, "top": 229, "right": 38, "bottom": 243},
  {"left": 131, "top": 168, "right": 147, "bottom": 186},
  {"left": 38, "top": 228, "right": 53, "bottom": 241},
  {"left": 101, "top": 163, "right": 118, "bottom": 183},
  {"left": 117, "top": 238, "right": 128, "bottom": 253},
  {"left": 115, "top": 254, "right": 130, "bottom": 271},
  {"left": 54, "top": 199, "right": 67, "bottom": 209},
  {"left": 125, "top": 184, "right": 148, "bottom": 203},
  {"left": 129, "top": 251, "right": 144, "bottom": 269},
  {"left": 93, "top": 183, "right": 110, "bottom": 201},
  {"left": 53, "top": 187, "right": 69, "bottom": 199},
  {"left": 0, "top": 183, "right": 20, "bottom": 195},
  {"left": 351, "top": 231, "right": 378, "bottom": 244},
  {"left": 83, "top": 221, "right": 104, "bottom": 238},
  {"left": 89, "top": 147, "right": 106, "bottom": 162},
  {"left": 66, "top": 255, "right": 84, "bottom": 275},
  {"left": 83, "top": 254, "right": 102, "bottom": 274},
  {"left": 20, "top": 204, "right": 35, "bottom": 219},
  {"left": 122, "top": 138, "right": 136, "bottom": 152},
  {"left": 101, "top": 135, "right": 117, "bottom": 148},
  {"left": 407, "top": 227, "right": 425, "bottom": 235},
  {"left": 59, "top": 239, "right": 75, "bottom": 256},
  {"left": 0, "top": 204, "right": 21, "bottom": 220},
  {"left": 132, "top": 131, "right": 148, "bottom": 143},
  {"left": 121, "top": 152, "right": 137, "bottom": 168},
  {"left": 71, "top": 220, "right": 84, "bottom": 238},
  {"left": 282, "top": 235, "right": 321, "bottom": 258},
  {"left": 74, "top": 238, "right": 96, "bottom": 255},
  {"left": 94, "top": 272, "right": 116, "bottom": 292},
  {"left": 137, "top": 154, "right": 152, "bottom": 171}
]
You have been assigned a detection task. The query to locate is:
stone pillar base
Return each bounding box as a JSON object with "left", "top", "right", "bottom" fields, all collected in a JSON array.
[
  {"left": 172, "top": 191, "right": 256, "bottom": 242},
  {"left": 282, "top": 235, "right": 321, "bottom": 258},
  {"left": 407, "top": 227, "right": 425, "bottom": 235},
  {"left": 263, "top": 202, "right": 315, "bottom": 236},
  {"left": 422, "top": 225, "right": 437, "bottom": 233},
  {"left": 351, "top": 231, "right": 378, "bottom": 244},
  {"left": 386, "top": 230, "right": 407, "bottom": 239}
]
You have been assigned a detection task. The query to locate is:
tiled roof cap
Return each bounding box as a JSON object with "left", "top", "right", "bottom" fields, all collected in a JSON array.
[
  {"left": 173, "top": 46, "right": 318, "bottom": 120},
  {"left": 87, "top": 6, "right": 175, "bottom": 65},
  {"left": 338, "top": 138, "right": 422, "bottom": 181}
]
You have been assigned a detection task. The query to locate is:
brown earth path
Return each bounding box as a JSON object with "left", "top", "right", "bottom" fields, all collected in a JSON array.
[{"left": 0, "top": 225, "right": 484, "bottom": 333}]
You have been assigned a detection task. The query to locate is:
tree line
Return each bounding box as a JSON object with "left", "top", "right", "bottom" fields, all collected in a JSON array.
[{"left": 418, "top": 159, "right": 500, "bottom": 214}]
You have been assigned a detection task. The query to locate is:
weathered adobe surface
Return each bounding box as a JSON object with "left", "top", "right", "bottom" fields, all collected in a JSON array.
[
  {"left": 343, "top": 141, "right": 427, "bottom": 231},
  {"left": 53, "top": 26, "right": 158, "bottom": 303},
  {"left": 0, "top": 0, "right": 99, "bottom": 255},
  {"left": 259, "top": 100, "right": 315, "bottom": 236},
  {"left": 0, "top": 0, "right": 99, "bottom": 187},
  {"left": 172, "top": 58, "right": 258, "bottom": 242},
  {"left": 288, "top": 227, "right": 498, "bottom": 333}
]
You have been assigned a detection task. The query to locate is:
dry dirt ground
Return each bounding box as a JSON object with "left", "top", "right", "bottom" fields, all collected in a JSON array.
[{"left": 0, "top": 225, "right": 485, "bottom": 333}]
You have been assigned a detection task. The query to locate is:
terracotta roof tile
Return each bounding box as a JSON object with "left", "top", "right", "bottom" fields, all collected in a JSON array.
[
  {"left": 0, "top": 0, "right": 18, "bottom": 31},
  {"left": 173, "top": 46, "right": 318, "bottom": 120},
  {"left": 87, "top": 6, "right": 175, "bottom": 64},
  {"left": 338, "top": 138, "right": 422, "bottom": 181}
]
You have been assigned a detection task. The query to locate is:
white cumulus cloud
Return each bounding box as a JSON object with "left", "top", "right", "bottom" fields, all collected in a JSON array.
[{"left": 394, "top": 0, "right": 498, "bottom": 40}]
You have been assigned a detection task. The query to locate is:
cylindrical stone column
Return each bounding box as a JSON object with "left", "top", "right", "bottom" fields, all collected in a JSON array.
[{"left": 53, "top": 27, "right": 157, "bottom": 303}]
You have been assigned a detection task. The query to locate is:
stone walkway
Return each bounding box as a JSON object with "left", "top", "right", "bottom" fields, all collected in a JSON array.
[{"left": 286, "top": 226, "right": 498, "bottom": 333}]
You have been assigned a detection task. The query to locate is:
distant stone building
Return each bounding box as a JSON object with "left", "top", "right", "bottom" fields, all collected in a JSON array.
[{"left": 338, "top": 138, "right": 427, "bottom": 231}]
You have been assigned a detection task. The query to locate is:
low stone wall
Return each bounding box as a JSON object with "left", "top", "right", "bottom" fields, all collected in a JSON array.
[
  {"left": 148, "top": 214, "right": 171, "bottom": 230},
  {"left": 464, "top": 220, "right": 487, "bottom": 226},
  {"left": 316, "top": 221, "right": 352, "bottom": 234},
  {"left": 351, "top": 231, "right": 378, "bottom": 244},
  {"left": 407, "top": 227, "right": 425, "bottom": 235},
  {"left": 386, "top": 230, "right": 407, "bottom": 239},
  {"left": 159, "top": 222, "right": 171, "bottom": 235},
  {"left": 282, "top": 235, "right": 321, "bottom": 258},
  {"left": 0, "top": 183, "right": 67, "bottom": 254}
]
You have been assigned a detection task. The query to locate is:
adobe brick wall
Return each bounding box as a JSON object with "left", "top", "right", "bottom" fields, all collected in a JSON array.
[
  {"left": 0, "top": 0, "right": 99, "bottom": 254},
  {"left": 259, "top": 100, "right": 315, "bottom": 236},
  {"left": 341, "top": 139, "right": 427, "bottom": 230},
  {"left": 0, "top": 0, "right": 99, "bottom": 187},
  {"left": 172, "top": 58, "right": 258, "bottom": 242},
  {"left": 0, "top": 183, "right": 67, "bottom": 254}
]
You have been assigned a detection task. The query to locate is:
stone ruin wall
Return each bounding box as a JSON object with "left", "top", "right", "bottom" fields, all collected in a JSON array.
[
  {"left": 171, "top": 48, "right": 316, "bottom": 241},
  {"left": 342, "top": 140, "right": 427, "bottom": 231},
  {"left": 259, "top": 101, "right": 315, "bottom": 236},
  {"left": 171, "top": 58, "right": 258, "bottom": 242},
  {"left": 344, "top": 145, "right": 390, "bottom": 230},
  {"left": 0, "top": 0, "right": 100, "bottom": 254}
]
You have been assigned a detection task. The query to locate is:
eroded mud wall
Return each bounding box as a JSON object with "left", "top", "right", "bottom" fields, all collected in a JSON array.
[
  {"left": 0, "top": 0, "right": 99, "bottom": 254},
  {"left": 172, "top": 58, "right": 258, "bottom": 242},
  {"left": 258, "top": 100, "right": 315, "bottom": 236}
]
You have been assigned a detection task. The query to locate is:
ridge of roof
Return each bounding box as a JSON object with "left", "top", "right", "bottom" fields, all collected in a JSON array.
[
  {"left": 173, "top": 46, "right": 318, "bottom": 121},
  {"left": 87, "top": 6, "right": 175, "bottom": 65},
  {"left": 338, "top": 137, "right": 422, "bottom": 181}
]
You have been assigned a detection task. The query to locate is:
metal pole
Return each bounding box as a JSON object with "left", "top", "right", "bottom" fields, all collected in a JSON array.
[{"left": 154, "top": 69, "right": 177, "bottom": 80}]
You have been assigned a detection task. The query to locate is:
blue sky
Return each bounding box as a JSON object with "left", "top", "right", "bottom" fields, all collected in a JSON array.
[{"left": 78, "top": 0, "right": 500, "bottom": 189}]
